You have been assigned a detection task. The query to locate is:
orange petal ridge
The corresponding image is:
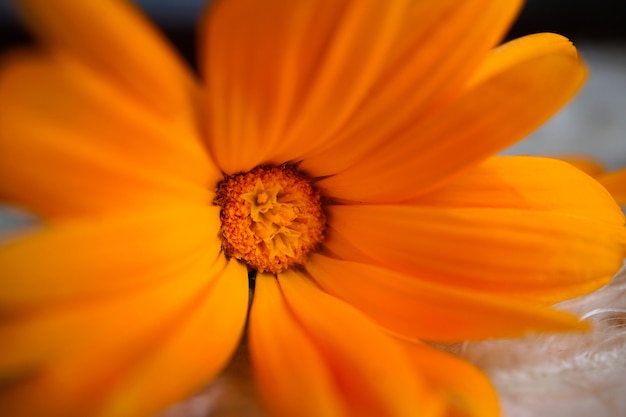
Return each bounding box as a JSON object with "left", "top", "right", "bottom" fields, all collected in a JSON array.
[
  {"left": 201, "top": 0, "right": 521, "bottom": 174},
  {"left": 0, "top": 252, "right": 247, "bottom": 417},
  {"left": 249, "top": 272, "right": 442, "bottom": 417},
  {"left": 317, "top": 33, "right": 587, "bottom": 203},
  {"left": 0, "top": 51, "right": 217, "bottom": 218},
  {"left": 0, "top": 204, "right": 221, "bottom": 309},
  {"left": 15, "top": 0, "right": 196, "bottom": 117},
  {"left": 324, "top": 165, "right": 624, "bottom": 305},
  {"left": 307, "top": 254, "right": 590, "bottom": 341},
  {"left": 95, "top": 260, "right": 249, "bottom": 417}
]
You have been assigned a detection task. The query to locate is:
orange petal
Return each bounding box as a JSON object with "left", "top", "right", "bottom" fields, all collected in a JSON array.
[
  {"left": 548, "top": 155, "right": 607, "bottom": 177},
  {"left": 598, "top": 168, "right": 626, "bottom": 206},
  {"left": 0, "top": 240, "right": 222, "bottom": 373},
  {"left": 15, "top": 0, "right": 195, "bottom": 116},
  {"left": 306, "top": 254, "right": 588, "bottom": 341},
  {"left": 0, "top": 204, "right": 221, "bottom": 309},
  {"left": 0, "top": 251, "right": 244, "bottom": 417},
  {"left": 317, "top": 33, "right": 587, "bottom": 203},
  {"left": 249, "top": 272, "right": 441, "bottom": 417},
  {"left": 201, "top": 0, "right": 521, "bottom": 174},
  {"left": 414, "top": 156, "right": 623, "bottom": 225},
  {"left": 550, "top": 157, "right": 626, "bottom": 206},
  {"left": 325, "top": 200, "right": 625, "bottom": 305},
  {"left": 0, "top": 51, "right": 217, "bottom": 218},
  {"left": 249, "top": 274, "right": 346, "bottom": 417},
  {"left": 396, "top": 340, "right": 499, "bottom": 417},
  {"left": 95, "top": 260, "right": 249, "bottom": 417}
]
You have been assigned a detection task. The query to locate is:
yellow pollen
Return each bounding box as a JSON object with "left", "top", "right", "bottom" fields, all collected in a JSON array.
[{"left": 214, "top": 165, "right": 326, "bottom": 274}]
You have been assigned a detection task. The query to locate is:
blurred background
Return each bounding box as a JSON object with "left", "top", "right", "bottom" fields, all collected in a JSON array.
[
  {"left": 2, "top": 0, "right": 626, "bottom": 44},
  {"left": 2, "top": 1, "right": 626, "bottom": 61}
]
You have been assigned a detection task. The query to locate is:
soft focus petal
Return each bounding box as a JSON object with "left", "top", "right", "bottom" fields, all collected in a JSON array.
[
  {"left": 318, "top": 34, "right": 587, "bottom": 203},
  {"left": 325, "top": 194, "right": 625, "bottom": 304},
  {"left": 550, "top": 155, "right": 607, "bottom": 177},
  {"left": 249, "top": 272, "right": 441, "bottom": 417},
  {"left": 0, "top": 204, "right": 221, "bottom": 309},
  {"left": 0, "top": 51, "right": 217, "bottom": 218},
  {"left": 554, "top": 156, "right": 626, "bottom": 205},
  {"left": 414, "top": 156, "right": 623, "bottom": 224},
  {"left": 307, "top": 254, "right": 589, "bottom": 341},
  {"left": 598, "top": 168, "right": 626, "bottom": 206},
  {"left": 96, "top": 261, "right": 249, "bottom": 417},
  {"left": 15, "top": 0, "right": 196, "bottom": 116},
  {"left": 299, "top": 1, "right": 521, "bottom": 177},
  {"left": 0, "top": 242, "right": 222, "bottom": 372},
  {"left": 201, "top": 0, "right": 521, "bottom": 173},
  {"left": 397, "top": 340, "right": 499, "bottom": 417},
  {"left": 249, "top": 274, "right": 346, "bottom": 417},
  {"left": 0, "top": 253, "right": 246, "bottom": 417}
]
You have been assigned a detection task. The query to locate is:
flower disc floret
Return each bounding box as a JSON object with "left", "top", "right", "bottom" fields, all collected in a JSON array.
[{"left": 215, "top": 165, "right": 326, "bottom": 274}]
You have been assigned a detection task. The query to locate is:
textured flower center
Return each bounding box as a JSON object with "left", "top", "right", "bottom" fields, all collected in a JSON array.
[{"left": 214, "top": 165, "right": 326, "bottom": 274}]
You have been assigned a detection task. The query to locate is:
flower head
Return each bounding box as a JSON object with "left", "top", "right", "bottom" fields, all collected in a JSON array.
[{"left": 0, "top": 1, "right": 625, "bottom": 417}]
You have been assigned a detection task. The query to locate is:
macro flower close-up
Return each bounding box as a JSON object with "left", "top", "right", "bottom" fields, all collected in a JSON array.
[{"left": 1, "top": 1, "right": 625, "bottom": 417}]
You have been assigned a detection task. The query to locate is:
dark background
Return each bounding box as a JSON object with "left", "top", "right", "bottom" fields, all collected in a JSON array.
[{"left": 1, "top": 0, "right": 626, "bottom": 67}]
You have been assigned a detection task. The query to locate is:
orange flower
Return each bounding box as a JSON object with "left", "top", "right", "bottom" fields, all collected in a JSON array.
[{"left": 0, "top": 1, "right": 625, "bottom": 417}]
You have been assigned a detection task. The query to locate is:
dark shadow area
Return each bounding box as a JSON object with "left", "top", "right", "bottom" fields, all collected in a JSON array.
[
  {"left": 507, "top": 0, "right": 626, "bottom": 42},
  {"left": 1, "top": 0, "right": 625, "bottom": 67}
]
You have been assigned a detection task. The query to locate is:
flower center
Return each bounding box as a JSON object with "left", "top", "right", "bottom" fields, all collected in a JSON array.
[{"left": 214, "top": 165, "right": 326, "bottom": 274}]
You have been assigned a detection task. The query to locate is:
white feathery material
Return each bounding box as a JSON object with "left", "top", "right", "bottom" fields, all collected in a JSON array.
[{"left": 451, "top": 266, "right": 626, "bottom": 417}]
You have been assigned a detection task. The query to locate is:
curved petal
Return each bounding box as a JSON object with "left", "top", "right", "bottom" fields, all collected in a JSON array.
[
  {"left": 95, "top": 260, "right": 249, "bottom": 417},
  {"left": 0, "top": 250, "right": 241, "bottom": 417},
  {"left": 324, "top": 196, "right": 625, "bottom": 304},
  {"left": 0, "top": 51, "right": 218, "bottom": 218},
  {"left": 15, "top": 0, "right": 196, "bottom": 116},
  {"left": 248, "top": 274, "right": 346, "bottom": 417},
  {"left": 552, "top": 156, "right": 626, "bottom": 206},
  {"left": 0, "top": 241, "right": 223, "bottom": 373},
  {"left": 317, "top": 33, "right": 587, "bottom": 203},
  {"left": 413, "top": 157, "right": 623, "bottom": 225},
  {"left": 396, "top": 340, "right": 499, "bottom": 417},
  {"left": 249, "top": 272, "right": 441, "bottom": 417},
  {"left": 0, "top": 204, "right": 221, "bottom": 309},
  {"left": 201, "top": 0, "right": 521, "bottom": 174},
  {"left": 556, "top": 155, "right": 606, "bottom": 177},
  {"left": 598, "top": 168, "right": 626, "bottom": 206},
  {"left": 306, "top": 254, "right": 589, "bottom": 341}
]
